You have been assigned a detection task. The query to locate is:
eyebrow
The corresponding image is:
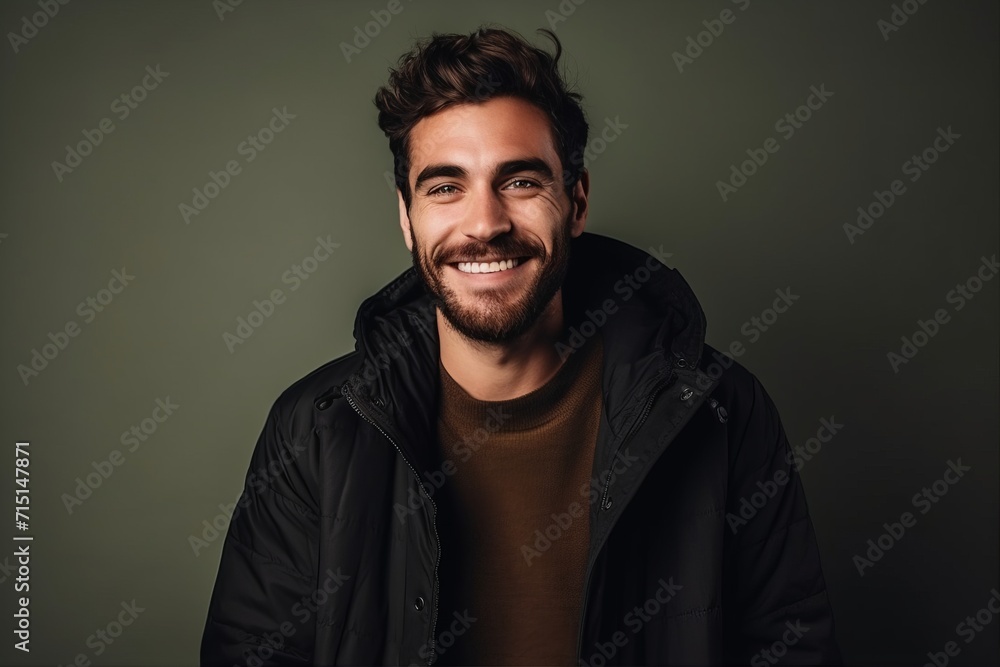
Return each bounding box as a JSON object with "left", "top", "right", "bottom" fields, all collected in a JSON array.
[{"left": 413, "top": 158, "right": 555, "bottom": 193}]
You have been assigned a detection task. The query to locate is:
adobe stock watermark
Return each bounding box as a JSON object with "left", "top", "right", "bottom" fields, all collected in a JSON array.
[
  {"left": 886, "top": 253, "right": 997, "bottom": 373},
  {"left": 412, "top": 609, "right": 477, "bottom": 665},
  {"left": 672, "top": 0, "right": 752, "bottom": 73},
  {"left": 689, "top": 287, "right": 801, "bottom": 396},
  {"left": 352, "top": 298, "right": 438, "bottom": 399},
  {"left": 238, "top": 567, "right": 351, "bottom": 667},
  {"left": 685, "top": 285, "right": 803, "bottom": 387},
  {"left": 0, "top": 556, "right": 20, "bottom": 586},
  {"left": 57, "top": 600, "right": 145, "bottom": 666},
  {"left": 560, "top": 116, "right": 628, "bottom": 187},
  {"left": 726, "top": 416, "right": 844, "bottom": 533},
  {"left": 878, "top": 0, "right": 931, "bottom": 42},
  {"left": 750, "top": 620, "right": 810, "bottom": 666},
  {"left": 16, "top": 267, "right": 135, "bottom": 387},
  {"left": 179, "top": 106, "right": 295, "bottom": 224},
  {"left": 61, "top": 397, "right": 180, "bottom": 514},
  {"left": 521, "top": 449, "right": 643, "bottom": 566},
  {"left": 844, "top": 125, "right": 960, "bottom": 244},
  {"left": 222, "top": 235, "right": 341, "bottom": 353},
  {"left": 580, "top": 576, "right": 682, "bottom": 667},
  {"left": 738, "top": 287, "right": 799, "bottom": 343},
  {"left": 361, "top": 303, "right": 435, "bottom": 381},
  {"left": 393, "top": 405, "right": 513, "bottom": 523},
  {"left": 555, "top": 245, "right": 672, "bottom": 360},
  {"left": 51, "top": 65, "right": 170, "bottom": 183},
  {"left": 213, "top": 0, "right": 245, "bottom": 21},
  {"left": 716, "top": 84, "right": 834, "bottom": 202},
  {"left": 922, "top": 587, "right": 1000, "bottom": 667},
  {"left": 545, "top": 0, "right": 587, "bottom": 31},
  {"left": 340, "top": 0, "right": 415, "bottom": 63},
  {"left": 7, "top": 0, "right": 72, "bottom": 55},
  {"left": 852, "top": 458, "right": 971, "bottom": 576},
  {"left": 188, "top": 439, "right": 308, "bottom": 556}
]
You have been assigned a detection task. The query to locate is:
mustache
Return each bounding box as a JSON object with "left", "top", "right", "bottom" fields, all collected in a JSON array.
[{"left": 437, "top": 237, "right": 544, "bottom": 264}]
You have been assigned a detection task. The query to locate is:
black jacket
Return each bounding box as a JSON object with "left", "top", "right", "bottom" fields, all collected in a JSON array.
[{"left": 201, "top": 231, "right": 843, "bottom": 665}]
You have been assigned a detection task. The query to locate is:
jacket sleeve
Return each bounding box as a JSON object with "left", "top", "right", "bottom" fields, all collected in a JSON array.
[
  {"left": 200, "top": 398, "right": 319, "bottom": 666},
  {"left": 722, "top": 374, "right": 843, "bottom": 666}
]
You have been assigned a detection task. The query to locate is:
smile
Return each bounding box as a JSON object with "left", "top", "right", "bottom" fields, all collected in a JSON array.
[{"left": 452, "top": 257, "right": 527, "bottom": 274}]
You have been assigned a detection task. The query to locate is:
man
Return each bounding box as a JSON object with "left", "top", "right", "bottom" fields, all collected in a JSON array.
[{"left": 201, "top": 26, "right": 843, "bottom": 666}]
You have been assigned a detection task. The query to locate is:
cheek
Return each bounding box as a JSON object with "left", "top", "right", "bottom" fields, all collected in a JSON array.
[
  {"left": 409, "top": 217, "right": 452, "bottom": 262},
  {"left": 511, "top": 194, "right": 566, "bottom": 229},
  {"left": 413, "top": 203, "right": 467, "bottom": 233},
  {"left": 531, "top": 190, "right": 567, "bottom": 217}
]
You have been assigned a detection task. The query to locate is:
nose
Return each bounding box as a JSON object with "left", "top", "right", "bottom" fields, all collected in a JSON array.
[{"left": 458, "top": 184, "right": 511, "bottom": 242}]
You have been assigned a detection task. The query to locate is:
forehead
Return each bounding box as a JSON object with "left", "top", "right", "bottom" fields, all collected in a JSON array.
[{"left": 407, "top": 96, "right": 560, "bottom": 177}]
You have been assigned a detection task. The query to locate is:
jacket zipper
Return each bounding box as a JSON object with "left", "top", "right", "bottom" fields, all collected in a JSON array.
[
  {"left": 597, "top": 377, "right": 669, "bottom": 513},
  {"left": 343, "top": 385, "right": 441, "bottom": 666},
  {"left": 576, "top": 373, "right": 670, "bottom": 664}
]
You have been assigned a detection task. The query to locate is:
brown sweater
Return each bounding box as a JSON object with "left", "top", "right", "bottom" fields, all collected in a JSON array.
[{"left": 432, "top": 334, "right": 604, "bottom": 666}]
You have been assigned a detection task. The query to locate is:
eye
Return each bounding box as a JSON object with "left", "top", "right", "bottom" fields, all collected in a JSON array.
[
  {"left": 505, "top": 178, "right": 538, "bottom": 190},
  {"left": 428, "top": 184, "right": 459, "bottom": 196}
]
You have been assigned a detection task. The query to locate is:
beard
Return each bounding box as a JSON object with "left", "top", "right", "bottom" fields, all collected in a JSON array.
[{"left": 409, "top": 216, "right": 573, "bottom": 345}]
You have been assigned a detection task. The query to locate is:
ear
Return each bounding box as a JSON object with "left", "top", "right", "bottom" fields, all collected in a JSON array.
[
  {"left": 568, "top": 169, "right": 590, "bottom": 238},
  {"left": 397, "top": 188, "right": 413, "bottom": 252}
]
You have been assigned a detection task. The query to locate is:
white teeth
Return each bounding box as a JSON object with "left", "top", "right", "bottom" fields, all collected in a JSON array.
[{"left": 456, "top": 258, "right": 520, "bottom": 274}]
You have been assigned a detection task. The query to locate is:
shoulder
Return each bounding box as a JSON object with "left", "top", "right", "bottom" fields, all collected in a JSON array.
[
  {"left": 268, "top": 349, "right": 364, "bottom": 443},
  {"left": 697, "top": 343, "right": 788, "bottom": 469},
  {"left": 697, "top": 342, "right": 767, "bottom": 411}
]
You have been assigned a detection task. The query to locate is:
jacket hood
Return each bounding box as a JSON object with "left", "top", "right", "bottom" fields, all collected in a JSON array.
[{"left": 345, "top": 231, "right": 710, "bottom": 477}]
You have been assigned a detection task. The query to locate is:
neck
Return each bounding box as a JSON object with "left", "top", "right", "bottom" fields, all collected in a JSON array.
[{"left": 436, "top": 290, "right": 568, "bottom": 401}]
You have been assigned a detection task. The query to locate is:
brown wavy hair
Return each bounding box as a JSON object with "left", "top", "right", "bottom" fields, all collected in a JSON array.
[{"left": 374, "top": 25, "right": 589, "bottom": 210}]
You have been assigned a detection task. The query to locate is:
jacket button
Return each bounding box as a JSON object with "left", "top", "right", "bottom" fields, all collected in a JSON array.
[
  {"left": 675, "top": 357, "right": 687, "bottom": 368},
  {"left": 316, "top": 399, "right": 331, "bottom": 411},
  {"left": 716, "top": 406, "right": 729, "bottom": 423},
  {"left": 413, "top": 596, "right": 425, "bottom": 611},
  {"left": 680, "top": 386, "right": 694, "bottom": 401}
]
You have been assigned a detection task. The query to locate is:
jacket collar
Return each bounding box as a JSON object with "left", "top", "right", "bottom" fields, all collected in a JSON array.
[{"left": 344, "top": 231, "right": 709, "bottom": 477}]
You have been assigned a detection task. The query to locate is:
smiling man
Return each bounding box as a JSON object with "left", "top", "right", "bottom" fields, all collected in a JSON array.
[
  {"left": 402, "top": 94, "right": 584, "bottom": 400},
  {"left": 200, "top": 26, "right": 843, "bottom": 666}
]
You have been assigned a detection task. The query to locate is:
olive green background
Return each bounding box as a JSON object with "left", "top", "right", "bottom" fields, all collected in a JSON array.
[{"left": 0, "top": 0, "right": 997, "bottom": 664}]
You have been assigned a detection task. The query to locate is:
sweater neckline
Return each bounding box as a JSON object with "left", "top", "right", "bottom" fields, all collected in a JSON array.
[{"left": 437, "top": 334, "right": 602, "bottom": 432}]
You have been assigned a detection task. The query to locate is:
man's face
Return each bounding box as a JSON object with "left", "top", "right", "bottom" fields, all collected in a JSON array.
[{"left": 398, "top": 95, "right": 589, "bottom": 344}]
